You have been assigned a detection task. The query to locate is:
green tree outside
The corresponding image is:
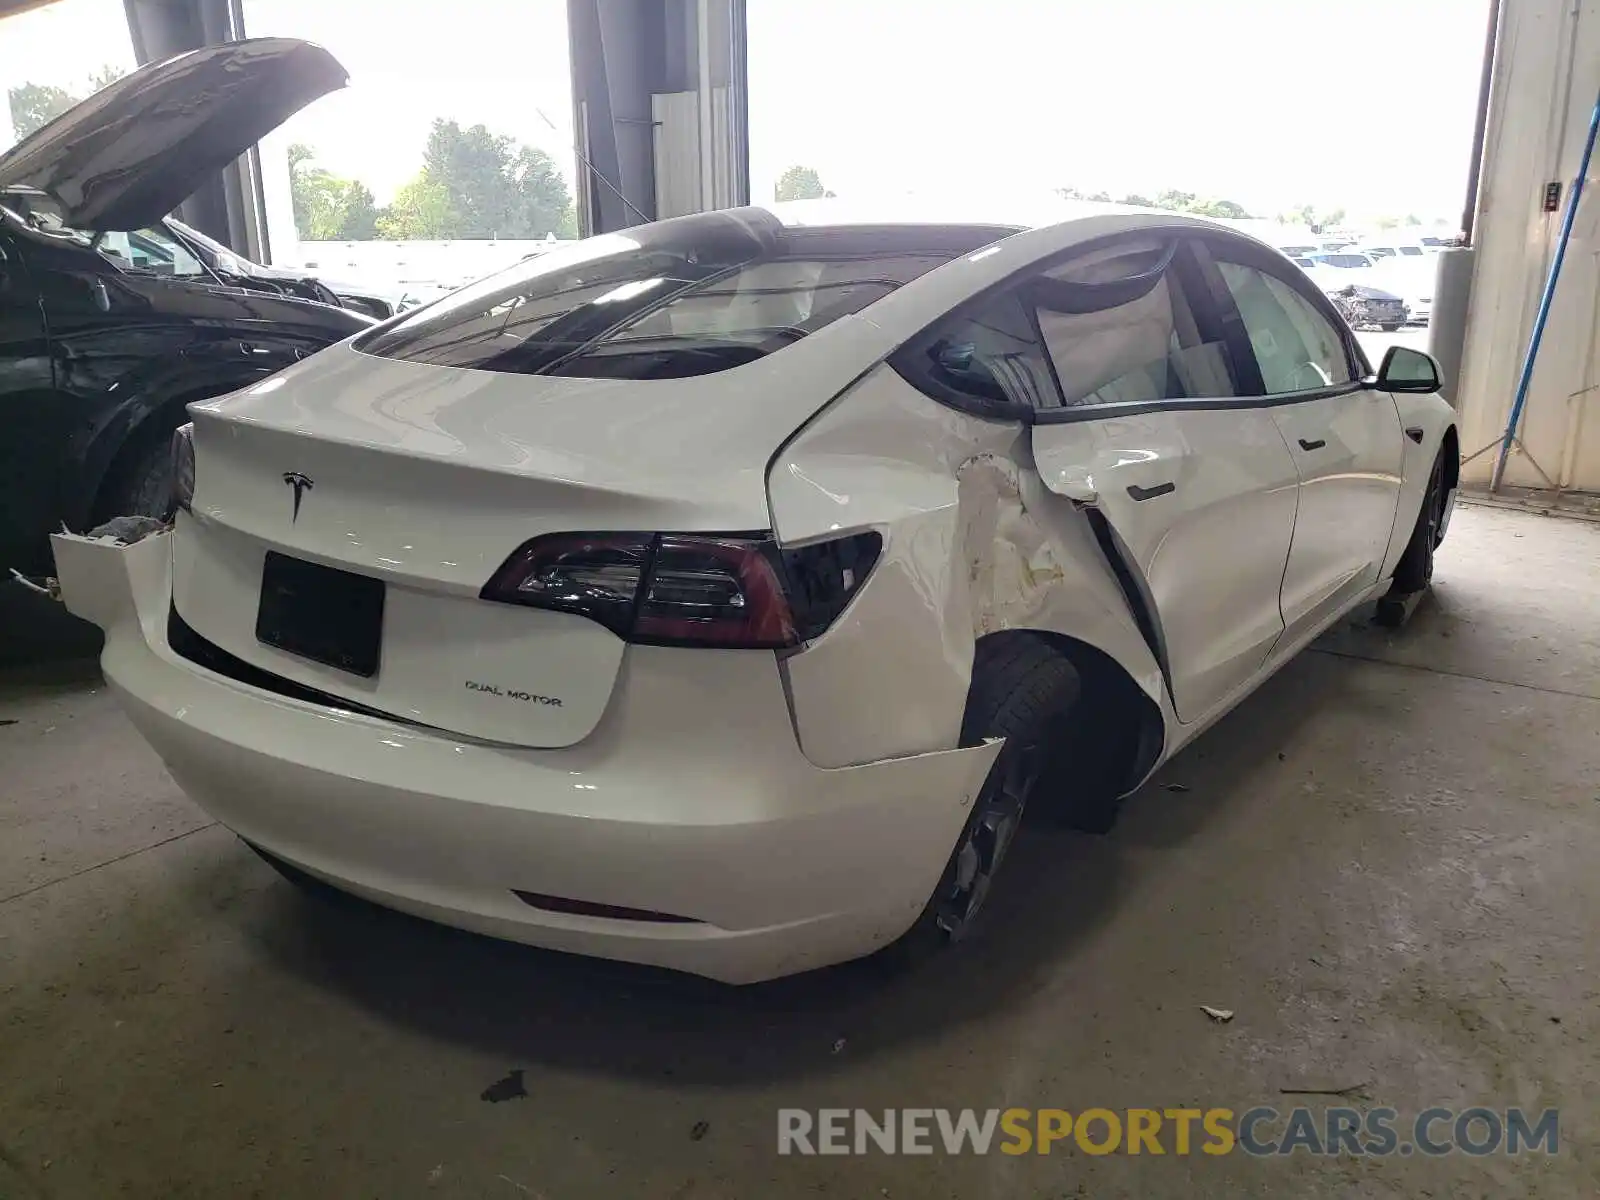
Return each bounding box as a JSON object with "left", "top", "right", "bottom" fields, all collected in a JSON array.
[
  {"left": 774, "top": 165, "right": 828, "bottom": 201},
  {"left": 375, "top": 173, "right": 456, "bottom": 239},
  {"left": 416, "top": 119, "right": 573, "bottom": 239},
  {"left": 7, "top": 83, "right": 76, "bottom": 138},
  {"left": 8, "top": 66, "right": 125, "bottom": 140}
]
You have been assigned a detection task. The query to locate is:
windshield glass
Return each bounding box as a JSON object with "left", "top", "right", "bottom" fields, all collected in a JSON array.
[
  {"left": 360, "top": 211, "right": 1003, "bottom": 378},
  {"left": 166, "top": 217, "right": 259, "bottom": 276},
  {"left": 2, "top": 189, "right": 210, "bottom": 277},
  {"left": 1320, "top": 254, "right": 1370, "bottom": 269}
]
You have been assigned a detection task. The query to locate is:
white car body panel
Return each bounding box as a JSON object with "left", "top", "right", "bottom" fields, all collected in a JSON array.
[
  {"left": 51, "top": 530, "right": 1001, "bottom": 985},
  {"left": 180, "top": 319, "right": 892, "bottom": 747},
  {"left": 50, "top": 202, "right": 1460, "bottom": 981},
  {"left": 1267, "top": 390, "right": 1406, "bottom": 638},
  {"left": 770, "top": 365, "right": 1164, "bottom": 769},
  {"left": 1380, "top": 390, "right": 1459, "bottom": 576},
  {"left": 1032, "top": 407, "right": 1300, "bottom": 723}
]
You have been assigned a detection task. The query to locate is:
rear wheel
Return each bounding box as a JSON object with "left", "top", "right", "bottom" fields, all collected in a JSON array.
[
  {"left": 94, "top": 427, "right": 178, "bottom": 525},
  {"left": 1381, "top": 322, "right": 1402, "bottom": 332},
  {"left": 885, "top": 634, "right": 1079, "bottom": 964}
]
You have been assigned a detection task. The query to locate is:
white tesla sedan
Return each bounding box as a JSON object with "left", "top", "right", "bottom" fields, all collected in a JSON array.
[{"left": 53, "top": 203, "right": 1459, "bottom": 983}]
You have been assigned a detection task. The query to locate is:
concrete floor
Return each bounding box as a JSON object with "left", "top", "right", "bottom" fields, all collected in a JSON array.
[{"left": 2, "top": 503, "right": 1597, "bottom": 1198}]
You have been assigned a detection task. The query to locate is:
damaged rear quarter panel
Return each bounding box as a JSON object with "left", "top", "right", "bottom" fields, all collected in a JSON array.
[{"left": 768, "top": 365, "right": 1166, "bottom": 770}]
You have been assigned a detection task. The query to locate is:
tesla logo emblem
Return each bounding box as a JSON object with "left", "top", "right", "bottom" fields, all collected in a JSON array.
[{"left": 282, "top": 472, "right": 314, "bottom": 522}]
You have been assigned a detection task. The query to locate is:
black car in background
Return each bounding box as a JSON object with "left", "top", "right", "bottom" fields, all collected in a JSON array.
[
  {"left": 161, "top": 215, "right": 408, "bottom": 320},
  {"left": 0, "top": 38, "right": 370, "bottom": 575}
]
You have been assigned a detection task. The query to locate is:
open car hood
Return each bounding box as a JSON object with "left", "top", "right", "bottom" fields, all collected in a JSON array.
[{"left": 0, "top": 38, "right": 345, "bottom": 231}]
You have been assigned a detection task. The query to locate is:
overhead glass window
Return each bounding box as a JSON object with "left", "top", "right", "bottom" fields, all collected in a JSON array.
[
  {"left": 1031, "top": 239, "right": 1239, "bottom": 407},
  {"left": 361, "top": 215, "right": 991, "bottom": 378},
  {"left": 1215, "top": 260, "right": 1353, "bottom": 394},
  {"left": 241, "top": 0, "right": 579, "bottom": 299}
]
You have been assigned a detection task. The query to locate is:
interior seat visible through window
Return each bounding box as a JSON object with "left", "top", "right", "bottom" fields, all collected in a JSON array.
[
  {"left": 1213, "top": 260, "right": 1353, "bottom": 394},
  {"left": 1030, "top": 239, "right": 1238, "bottom": 407}
]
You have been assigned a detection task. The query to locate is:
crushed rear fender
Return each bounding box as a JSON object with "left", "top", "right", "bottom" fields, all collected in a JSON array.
[{"left": 768, "top": 365, "right": 1166, "bottom": 770}]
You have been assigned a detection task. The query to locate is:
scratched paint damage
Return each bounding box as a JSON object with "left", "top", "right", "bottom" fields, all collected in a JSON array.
[
  {"left": 955, "top": 453, "right": 1069, "bottom": 637},
  {"left": 769, "top": 363, "right": 1167, "bottom": 771}
]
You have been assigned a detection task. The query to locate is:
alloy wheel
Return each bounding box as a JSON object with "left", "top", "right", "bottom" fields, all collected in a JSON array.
[{"left": 934, "top": 737, "right": 1043, "bottom": 941}]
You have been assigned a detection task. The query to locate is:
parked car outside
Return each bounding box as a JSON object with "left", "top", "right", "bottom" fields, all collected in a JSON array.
[
  {"left": 1359, "top": 242, "right": 1428, "bottom": 262},
  {"left": 1294, "top": 253, "right": 1410, "bottom": 330},
  {"left": 0, "top": 38, "right": 370, "bottom": 575},
  {"left": 1370, "top": 254, "right": 1437, "bottom": 325},
  {"left": 163, "top": 217, "right": 413, "bottom": 320},
  {"left": 53, "top": 203, "right": 1458, "bottom": 983}
]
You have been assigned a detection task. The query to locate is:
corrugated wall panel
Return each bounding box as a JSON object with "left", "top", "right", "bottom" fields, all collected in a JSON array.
[
  {"left": 1459, "top": 0, "right": 1600, "bottom": 490},
  {"left": 652, "top": 89, "right": 701, "bottom": 219}
]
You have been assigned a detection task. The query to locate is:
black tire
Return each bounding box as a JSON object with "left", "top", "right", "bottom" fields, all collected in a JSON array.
[
  {"left": 884, "top": 633, "right": 1079, "bottom": 965},
  {"left": 1382, "top": 448, "right": 1447, "bottom": 608},
  {"left": 94, "top": 428, "right": 178, "bottom": 525},
  {"left": 1381, "top": 323, "right": 1402, "bottom": 332}
]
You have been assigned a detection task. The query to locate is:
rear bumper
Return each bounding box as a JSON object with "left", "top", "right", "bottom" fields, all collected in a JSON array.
[{"left": 52, "top": 531, "right": 1000, "bottom": 983}]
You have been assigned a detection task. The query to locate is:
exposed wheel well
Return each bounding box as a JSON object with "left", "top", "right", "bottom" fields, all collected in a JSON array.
[
  {"left": 969, "top": 629, "right": 1165, "bottom": 803},
  {"left": 90, "top": 387, "right": 227, "bottom": 524},
  {"left": 1441, "top": 425, "right": 1460, "bottom": 493}
]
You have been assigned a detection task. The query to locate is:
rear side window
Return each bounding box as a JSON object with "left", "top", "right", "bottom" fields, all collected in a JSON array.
[
  {"left": 893, "top": 236, "right": 1242, "bottom": 417},
  {"left": 896, "top": 291, "right": 1058, "bottom": 412},
  {"left": 359, "top": 213, "right": 996, "bottom": 379},
  {"left": 1031, "top": 240, "right": 1239, "bottom": 407}
]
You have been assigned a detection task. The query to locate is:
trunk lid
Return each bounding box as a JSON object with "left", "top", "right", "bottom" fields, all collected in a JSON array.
[
  {"left": 0, "top": 38, "right": 345, "bottom": 231},
  {"left": 173, "top": 331, "right": 879, "bottom": 746}
]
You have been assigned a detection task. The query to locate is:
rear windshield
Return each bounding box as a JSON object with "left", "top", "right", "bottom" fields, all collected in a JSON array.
[{"left": 358, "top": 210, "right": 1006, "bottom": 379}]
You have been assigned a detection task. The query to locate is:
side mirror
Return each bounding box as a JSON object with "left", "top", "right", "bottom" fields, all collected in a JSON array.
[{"left": 1377, "top": 345, "right": 1442, "bottom": 393}]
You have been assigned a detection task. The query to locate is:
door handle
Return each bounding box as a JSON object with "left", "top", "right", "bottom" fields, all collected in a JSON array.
[
  {"left": 1297, "top": 438, "right": 1326, "bottom": 451},
  {"left": 1127, "top": 481, "right": 1175, "bottom": 502},
  {"left": 1405, "top": 426, "right": 1424, "bottom": 444}
]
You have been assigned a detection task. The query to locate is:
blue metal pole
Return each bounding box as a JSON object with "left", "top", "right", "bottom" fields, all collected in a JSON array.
[{"left": 1491, "top": 88, "right": 1600, "bottom": 491}]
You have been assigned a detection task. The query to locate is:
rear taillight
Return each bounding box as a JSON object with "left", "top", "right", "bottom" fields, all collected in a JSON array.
[{"left": 482, "top": 531, "right": 881, "bottom": 649}]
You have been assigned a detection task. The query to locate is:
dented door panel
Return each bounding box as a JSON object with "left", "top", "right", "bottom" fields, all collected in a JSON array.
[
  {"left": 769, "top": 366, "right": 1165, "bottom": 770},
  {"left": 1031, "top": 406, "right": 1300, "bottom": 724}
]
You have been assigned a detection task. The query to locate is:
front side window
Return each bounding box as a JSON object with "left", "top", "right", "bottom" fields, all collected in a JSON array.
[
  {"left": 1215, "top": 260, "right": 1353, "bottom": 395},
  {"left": 361, "top": 215, "right": 996, "bottom": 379},
  {"left": 1031, "top": 239, "right": 1239, "bottom": 407},
  {"left": 103, "top": 227, "right": 208, "bottom": 277}
]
